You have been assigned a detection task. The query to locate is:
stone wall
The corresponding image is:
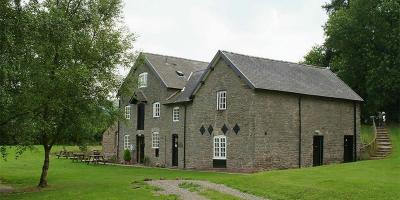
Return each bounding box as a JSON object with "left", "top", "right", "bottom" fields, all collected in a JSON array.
[
  {"left": 117, "top": 62, "right": 183, "bottom": 166},
  {"left": 118, "top": 56, "right": 361, "bottom": 171},
  {"left": 185, "top": 59, "right": 255, "bottom": 169},
  {"left": 102, "top": 123, "right": 117, "bottom": 159}
]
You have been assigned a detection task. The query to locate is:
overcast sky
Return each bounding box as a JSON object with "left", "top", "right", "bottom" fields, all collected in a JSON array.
[{"left": 122, "top": 0, "right": 329, "bottom": 69}]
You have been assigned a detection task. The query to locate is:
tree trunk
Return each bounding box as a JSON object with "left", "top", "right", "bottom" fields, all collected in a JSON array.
[{"left": 38, "top": 145, "right": 51, "bottom": 188}]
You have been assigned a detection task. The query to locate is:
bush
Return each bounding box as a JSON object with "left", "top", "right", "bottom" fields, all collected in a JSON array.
[
  {"left": 78, "top": 145, "right": 88, "bottom": 152},
  {"left": 123, "top": 149, "right": 131, "bottom": 162}
]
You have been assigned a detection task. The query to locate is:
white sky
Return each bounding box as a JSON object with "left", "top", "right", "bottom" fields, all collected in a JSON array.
[{"left": 121, "top": 0, "right": 329, "bottom": 75}]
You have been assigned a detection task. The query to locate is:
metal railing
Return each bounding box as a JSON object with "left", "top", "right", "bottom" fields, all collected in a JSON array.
[{"left": 360, "top": 116, "right": 377, "bottom": 159}]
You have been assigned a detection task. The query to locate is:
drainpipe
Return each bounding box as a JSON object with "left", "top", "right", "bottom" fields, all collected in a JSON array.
[
  {"left": 183, "top": 105, "right": 187, "bottom": 168},
  {"left": 353, "top": 102, "right": 357, "bottom": 161},
  {"left": 116, "top": 98, "right": 121, "bottom": 161},
  {"left": 298, "top": 96, "right": 302, "bottom": 168},
  {"left": 117, "top": 121, "right": 120, "bottom": 160}
]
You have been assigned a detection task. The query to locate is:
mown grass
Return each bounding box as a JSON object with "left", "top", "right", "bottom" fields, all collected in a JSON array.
[
  {"left": 361, "top": 124, "right": 375, "bottom": 144},
  {"left": 199, "top": 189, "right": 241, "bottom": 200},
  {"left": 0, "top": 125, "right": 399, "bottom": 200},
  {"left": 178, "top": 182, "right": 201, "bottom": 192}
]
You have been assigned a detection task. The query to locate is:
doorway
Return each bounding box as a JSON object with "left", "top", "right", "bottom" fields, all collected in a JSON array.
[
  {"left": 136, "top": 135, "right": 145, "bottom": 164},
  {"left": 313, "top": 135, "right": 324, "bottom": 166},
  {"left": 137, "top": 103, "right": 145, "bottom": 130},
  {"left": 172, "top": 134, "right": 178, "bottom": 167},
  {"left": 344, "top": 135, "right": 354, "bottom": 162}
]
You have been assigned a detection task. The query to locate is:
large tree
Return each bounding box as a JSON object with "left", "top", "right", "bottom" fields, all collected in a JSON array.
[
  {"left": 0, "top": 0, "right": 134, "bottom": 187},
  {"left": 303, "top": 0, "right": 400, "bottom": 121}
]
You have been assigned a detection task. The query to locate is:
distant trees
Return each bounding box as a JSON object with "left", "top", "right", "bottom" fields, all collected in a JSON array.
[
  {"left": 0, "top": 0, "right": 134, "bottom": 187},
  {"left": 303, "top": 0, "right": 400, "bottom": 122}
]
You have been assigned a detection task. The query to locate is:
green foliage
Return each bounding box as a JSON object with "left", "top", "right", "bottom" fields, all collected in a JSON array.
[
  {"left": 1, "top": 0, "right": 135, "bottom": 147},
  {"left": 304, "top": 0, "right": 400, "bottom": 121},
  {"left": 78, "top": 145, "right": 88, "bottom": 153},
  {"left": 123, "top": 149, "right": 131, "bottom": 162},
  {"left": 0, "top": 0, "right": 135, "bottom": 186},
  {"left": 361, "top": 124, "right": 375, "bottom": 144},
  {"left": 301, "top": 45, "right": 331, "bottom": 67}
]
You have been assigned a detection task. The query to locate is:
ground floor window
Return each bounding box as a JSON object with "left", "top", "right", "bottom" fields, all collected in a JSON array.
[
  {"left": 124, "top": 135, "right": 130, "bottom": 150},
  {"left": 213, "top": 135, "right": 227, "bottom": 159},
  {"left": 152, "top": 132, "right": 160, "bottom": 149}
]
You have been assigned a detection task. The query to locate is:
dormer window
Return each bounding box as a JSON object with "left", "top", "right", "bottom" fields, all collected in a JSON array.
[
  {"left": 138, "top": 72, "right": 148, "bottom": 88},
  {"left": 175, "top": 70, "right": 184, "bottom": 77}
]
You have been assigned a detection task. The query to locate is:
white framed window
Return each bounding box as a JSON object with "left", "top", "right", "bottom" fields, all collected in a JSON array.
[
  {"left": 124, "top": 105, "right": 131, "bottom": 119},
  {"left": 213, "top": 135, "right": 227, "bottom": 159},
  {"left": 124, "top": 135, "right": 130, "bottom": 150},
  {"left": 173, "top": 107, "right": 180, "bottom": 122},
  {"left": 153, "top": 102, "right": 160, "bottom": 118},
  {"left": 216, "top": 91, "right": 227, "bottom": 110},
  {"left": 138, "top": 72, "right": 148, "bottom": 88},
  {"left": 152, "top": 132, "right": 160, "bottom": 149}
]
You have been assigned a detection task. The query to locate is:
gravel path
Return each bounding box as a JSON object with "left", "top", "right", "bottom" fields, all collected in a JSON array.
[
  {"left": 147, "top": 180, "right": 266, "bottom": 200},
  {"left": 0, "top": 181, "right": 14, "bottom": 193},
  {"left": 148, "top": 180, "right": 207, "bottom": 200}
]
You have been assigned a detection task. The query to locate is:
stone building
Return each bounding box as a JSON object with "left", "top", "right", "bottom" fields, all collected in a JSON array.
[
  {"left": 101, "top": 123, "right": 118, "bottom": 160},
  {"left": 116, "top": 50, "right": 363, "bottom": 171}
]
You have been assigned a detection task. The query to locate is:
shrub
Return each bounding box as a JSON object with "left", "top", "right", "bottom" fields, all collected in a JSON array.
[
  {"left": 78, "top": 145, "right": 88, "bottom": 152},
  {"left": 123, "top": 149, "right": 131, "bottom": 162}
]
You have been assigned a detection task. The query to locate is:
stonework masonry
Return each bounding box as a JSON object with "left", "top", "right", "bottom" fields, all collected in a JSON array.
[{"left": 115, "top": 53, "right": 361, "bottom": 172}]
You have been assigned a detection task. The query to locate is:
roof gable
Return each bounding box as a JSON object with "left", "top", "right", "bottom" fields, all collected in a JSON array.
[
  {"left": 190, "top": 50, "right": 363, "bottom": 102},
  {"left": 164, "top": 69, "right": 206, "bottom": 104},
  {"left": 143, "top": 53, "right": 209, "bottom": 89}
]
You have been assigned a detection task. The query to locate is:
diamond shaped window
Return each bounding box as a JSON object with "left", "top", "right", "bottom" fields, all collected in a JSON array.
[
  {"left": 208, "top": 125, "right": 213, "bottom": 135},
  {"left": 199, "top": 125, "right": 205, "bottom": 135},
  {"left": 221, "top": 124, "right": 228, "bottom": 135},
  {"left": 233, "top": 124, "right": 240, "bottom": 134}
]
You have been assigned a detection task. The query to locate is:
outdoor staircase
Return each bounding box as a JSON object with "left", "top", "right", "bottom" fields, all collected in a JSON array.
[{"left": 370, "top": 126, "right": 392, "bottom": 160}]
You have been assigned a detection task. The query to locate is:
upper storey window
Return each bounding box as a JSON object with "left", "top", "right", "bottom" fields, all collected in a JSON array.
[
  {"left": 138, "top": 72, "right": 148, "bottom": 88},
  {"left": 153, "top": 102, "right": 160, "bottom": 118},
  {"left": 216, "top": 91, "right": 227, "bottom": 110},
  {"left": 173, "top": 107, "right": 179, "bottom": 122},
  {"left": 124, "top": 105, "right": 131, "bottom": 119}
]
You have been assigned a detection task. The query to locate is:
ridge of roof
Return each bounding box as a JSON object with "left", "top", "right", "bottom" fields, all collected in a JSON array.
[
  {"left": 142, "top": 52, "right": 209, "bottom": 64},
  {"left": 140, "top": 52, "right": 209, "bottom": 89},
  {"left": 220, "top": 50, "right": 327, "bottom": 70}
]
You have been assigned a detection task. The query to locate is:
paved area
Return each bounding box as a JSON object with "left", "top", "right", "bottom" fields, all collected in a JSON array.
[{"left": 147, "top": 180, "right": 266, "bottom": 200}]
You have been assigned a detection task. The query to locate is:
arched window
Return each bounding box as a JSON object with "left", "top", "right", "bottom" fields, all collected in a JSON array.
[{"left": 138, "top": 72, "right": 148, "bottom": 88}]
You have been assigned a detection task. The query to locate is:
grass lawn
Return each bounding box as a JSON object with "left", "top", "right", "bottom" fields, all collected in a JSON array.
[
  {"left": 360, "top": 125, "right": 375, "bottom": 144},
  {"left": 1, "top": 125, "right": 399, "bottom": 200}
]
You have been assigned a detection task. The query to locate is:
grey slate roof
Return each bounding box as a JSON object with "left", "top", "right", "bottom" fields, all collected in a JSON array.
[
  {"left": 219, "top": 51, "right": 363, "bottom": 101},
  {"left": 143, "top": 53, "right": 209, "bottom": 89},
  {"left": 164, "top": 70, "right": 206, "bottom": 104}
]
